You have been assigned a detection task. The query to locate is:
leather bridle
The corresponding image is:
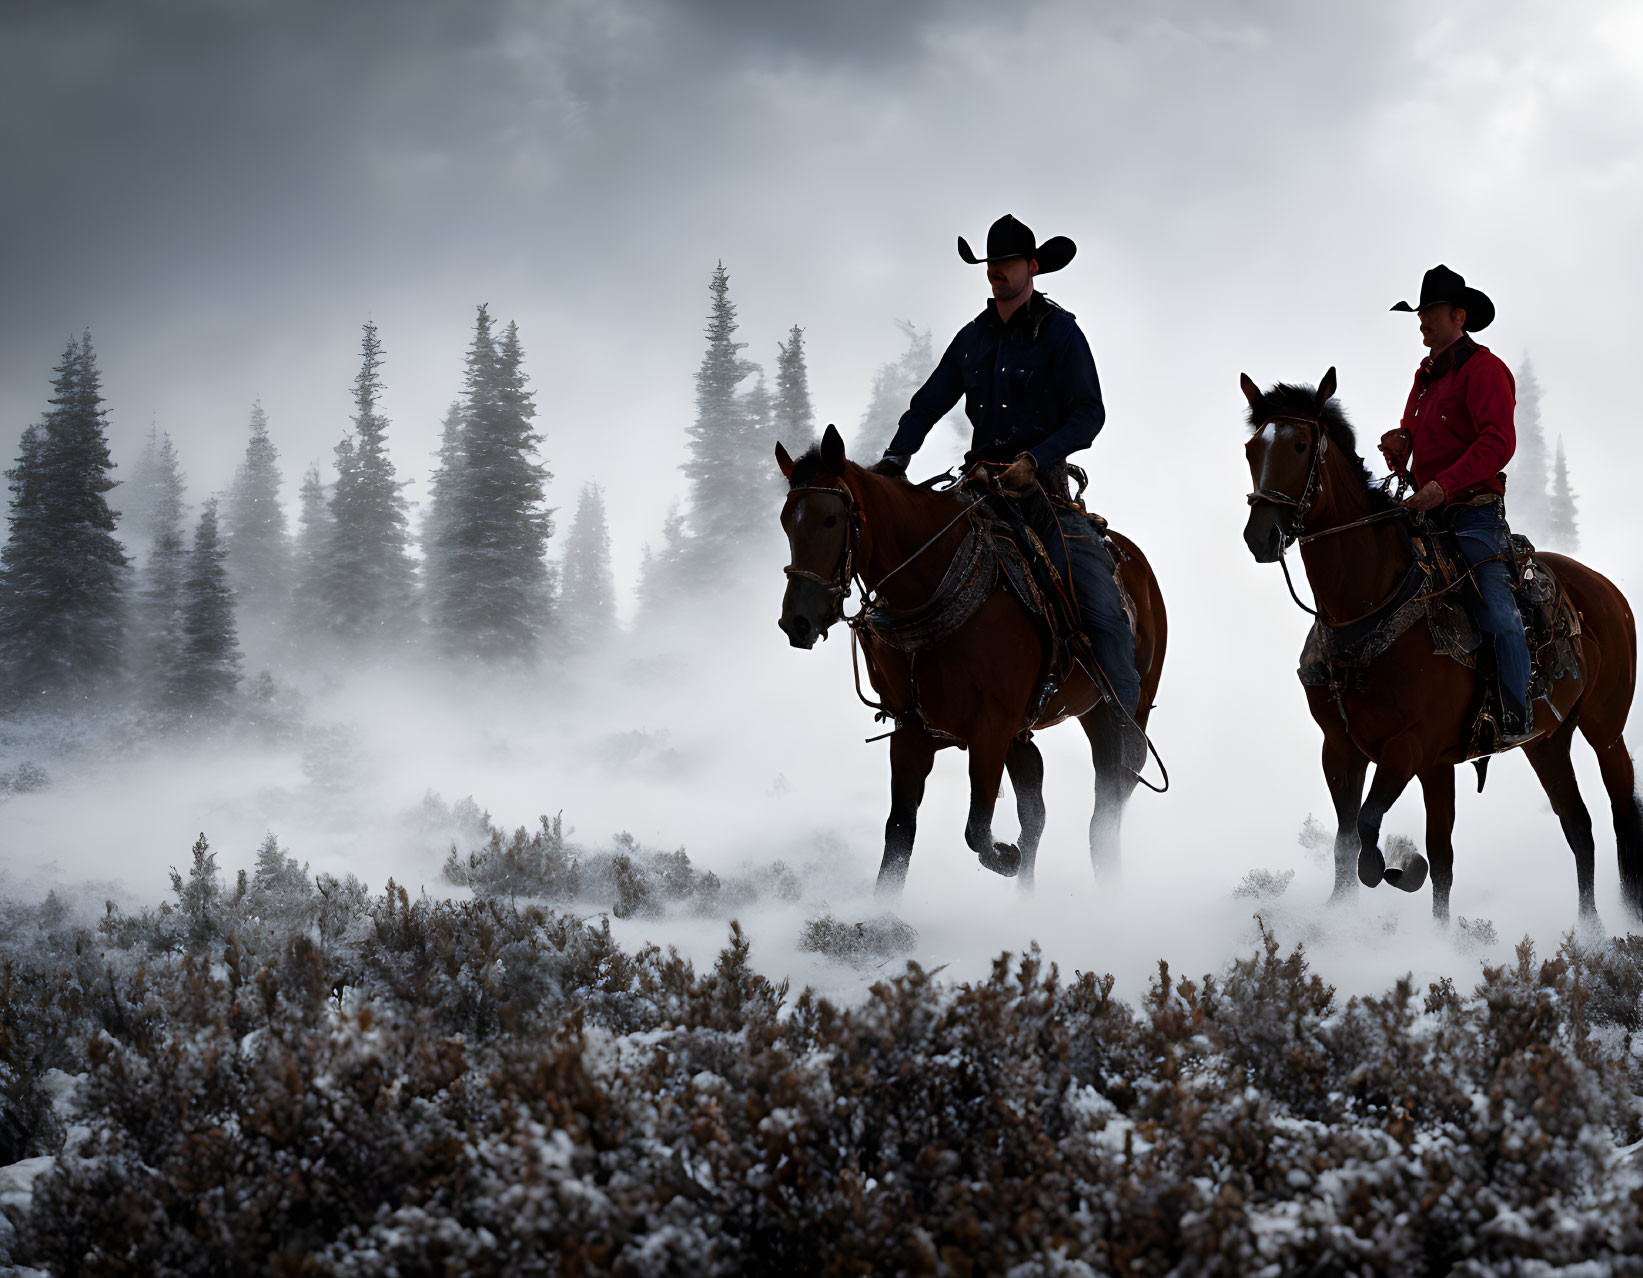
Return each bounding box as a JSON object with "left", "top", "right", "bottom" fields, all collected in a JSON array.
[
  {"left": 1247, "top": 411, "right": 1417, "bottom": 623},
  {"left": 782, "top": 485, "right": 863, "bottom": 631},
  {"left": 1246, "top": 413, "right": 1330, "bottom": 550}
]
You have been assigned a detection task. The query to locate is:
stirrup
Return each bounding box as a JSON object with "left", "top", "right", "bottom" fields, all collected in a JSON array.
[{"left": 1499, "top": 701, "right": 1536, "bottom": 748}]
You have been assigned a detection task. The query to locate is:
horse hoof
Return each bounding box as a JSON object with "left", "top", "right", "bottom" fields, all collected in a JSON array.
[
  {"left": 1384, "top": 853, "right": 1428, "bottom": 894},
  {"left": 1358, "top": 848, "right": 1385, "bottom": 889},
  {"left": 978, "top": 842, "right": 1021, "bottom": 878}
]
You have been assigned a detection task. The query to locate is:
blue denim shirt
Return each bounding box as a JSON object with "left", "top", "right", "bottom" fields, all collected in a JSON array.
[{"left": 884, "top": 292, "right": 1106, "bottom": 472}]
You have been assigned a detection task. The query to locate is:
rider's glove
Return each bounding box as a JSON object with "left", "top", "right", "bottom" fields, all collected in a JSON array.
[
  {"left": 1378, "top": 428, "right": 1413, "bottom": 475},
  {"left": 868, "top": 454, "right": 909, "bottom": 478}
]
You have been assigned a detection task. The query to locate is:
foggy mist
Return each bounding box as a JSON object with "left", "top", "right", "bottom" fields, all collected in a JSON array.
[{"left": 4, "top": 2, "right": 1643, "bottom": 1269}]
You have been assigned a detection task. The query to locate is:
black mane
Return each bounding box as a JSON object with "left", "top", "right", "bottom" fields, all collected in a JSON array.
[
  {"left": 786, "top": 443, "right": 832, "bottom": 490},
  {"left": 1246, "top": 382, "right": 1393, "bottom": 512}
]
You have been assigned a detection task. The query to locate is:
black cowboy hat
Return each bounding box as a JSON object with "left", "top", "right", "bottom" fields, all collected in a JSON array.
[
  {"left": 957, "top": 213, "right": 1076, "bottom": 274},
  {"left": 1390, "top": 264, "right": 1495, "bottom": 332}
]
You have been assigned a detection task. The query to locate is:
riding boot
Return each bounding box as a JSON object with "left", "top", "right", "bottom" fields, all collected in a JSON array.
[{"left": 1500, "top": 693, "right": 1536, "bottom": 747}]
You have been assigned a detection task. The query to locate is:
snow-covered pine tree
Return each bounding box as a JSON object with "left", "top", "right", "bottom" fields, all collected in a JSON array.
[
  {"left": 560, "top": 482, "right": 616, "bottom": 649},
  {"left": 742, "top": 369, "right": 775, "bottom": 488},
  {"left": 0, "top": 333, "right": 127, "bottom": 706},
  {"left": 248, "top": 831, "right": 313, "bottom": 923},
  {"left": 635, "top": 501, "right": 691, "bottom": 622},
  {"left": 424, "top": 309, "right": 498, "bottom": 654},
  {"left": 681, "top": 263, "right": 760, "bottom": 574},
  {"left": 1511, "top": 355, "right": 1550, "bottom": 541},
  {"left": 224, "top": 399, "right": 290, "bottom": 636},
  {"left": 121, "top": 422, "right": 168, "bottom": 553},
  {"left": 129, "top": 431, "right": 188, "bottom": 706},
  {"left": 421, "top": 400, "right": 466, "bottom": 635},
  {"left": 861, "top": 319, "right": 938, "bottom": 446},
  {"left": 167, "top": 497, "right": 241, "bottom": 721},
  {"left": 427, "top": 309, "right": 553, "bottom": 659},
  {"left": 774, "top": 324, "right": 817, "bottom": 454},
  {"left": 288, "top": 463, "right": 332, "bottom": 639},
  {"left": 1547, "top": 436, "right": 1579, "bottom": 552},
  {"left": 319, "top": 321, "right": 417, "bottom": 644}
]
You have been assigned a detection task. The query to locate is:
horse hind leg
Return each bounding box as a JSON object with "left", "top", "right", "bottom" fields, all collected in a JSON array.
[
  {"left": 1005, "top": 736, "right": 1047, "bottom": 893},
  {"left": 1589, "top": 735, "right": 1643, "bottom": 922},
  {"left": 1523, "top": 722, "right": 1601, "bottom": 925},
  {"left": 878, "top": 728, "right": 937, "bottom": 899},
  {"left": 1418, "top": 765, "right": 1457, "bottom": 921},
  {"left": 1081, "top": 701, "right": 1131, "bottom": 882}
]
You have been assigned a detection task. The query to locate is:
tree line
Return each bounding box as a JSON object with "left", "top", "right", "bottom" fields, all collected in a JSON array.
[
  {"left": 0, "top": 268, "right": 819, "bottom": 722},
  {"left": 1508, "top": 355, "right": 1580, "bottom": 553},
  {"left": 8, "top": 271, "right": 1569, "bottom": 727}
]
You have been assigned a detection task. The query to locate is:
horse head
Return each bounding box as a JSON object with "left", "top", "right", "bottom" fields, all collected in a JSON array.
[
  {"left": 775, "top": 423, "right": 857, "bottom": 649},
  {"left": 1240, "top": 367, "right": 1337, "bottom": 563}
]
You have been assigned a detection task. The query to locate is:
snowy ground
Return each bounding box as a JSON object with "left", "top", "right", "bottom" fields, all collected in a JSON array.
[
  {"left": 5, "top": 585, "right": 1643, "bottom": 1273},
  {"left": 2, "top": 579, "right": 1633, "bottom": 1010}
]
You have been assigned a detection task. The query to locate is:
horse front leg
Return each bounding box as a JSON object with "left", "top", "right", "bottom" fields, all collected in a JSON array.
[
  {"left": 1005, "top": 735, "right": 1046, "bottom": 892},
  {"left": 1321, "top": 732, "right": 1369, "bottom": 905},
  {"left": 1358, "top": 736, "right": 1423, "bottom": 891},
  {"left": 965, "top": 735, "right": 1019, "bottom": 878},
  {"left": 878, "top": 727, "right": 937, "bottom": 899}
]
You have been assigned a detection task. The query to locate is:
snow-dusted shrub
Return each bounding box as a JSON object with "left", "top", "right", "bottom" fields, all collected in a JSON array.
[{"left": 3, "top": 849, "right": 1643, "bottom": 1274}]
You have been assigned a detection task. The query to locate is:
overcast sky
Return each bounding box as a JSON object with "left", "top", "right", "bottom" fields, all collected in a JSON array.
[
  {"left": 8, "top": 0, "right": 1643, "bottom": 968},
  {"left": 3, "top": 0, "right": 1641, "bottom": 591}
]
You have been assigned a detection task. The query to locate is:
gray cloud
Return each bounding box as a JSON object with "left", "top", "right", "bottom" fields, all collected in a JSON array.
[{"left": 1, "top": 0, "right": 1639, "bottom": 587}]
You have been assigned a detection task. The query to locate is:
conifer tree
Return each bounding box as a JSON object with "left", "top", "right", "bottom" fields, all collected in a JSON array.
[
  {"left": 427, "top": 308, "right": 553, "bottom": 659},
  {"left": 168, "top": 498, "right": 241, "bottom": 720},
  {"left": 1547, "top": 436, "right": 1580, "bottom": 552},
  {"left": 1512, "top": 355, "right": 1550, "bottom": 540},
  {"left": 289, "top": 463, "right": 332, "bottom": 638},
  {"left": 0, "top": 333, "right": 127, "bottom": 705},
  {"left": 249, "top": 832, "right": 313, "bottom": 922},
  {"left": 682, "top": 263, "right": 761, "bottom": 570},
  {"left": 170, "top": 832, "right": 221, "bottom": 944},
  {"left": 319, "top": 321, "right": 417, "bottom": 643},
  {"left": 862, "top": 319, "right": 957, "bottom": 447},
  {"left": 225, "top": 399, "right": 290, "bottom": 632},
  {"left": 774, "top": 324, "right": 817, "bottom": 452},
  {"left": 421, "top": 401, "right": 466, "bottom": 631},
  {"left": 130, "top": 431, "right": 188, "bottom": 703},
  {"left": 561, "top": 482, "right": 616, "bottom": 648},
  {"left": 636, "top": 502, "right": 691, "bottom": 622},
  {"left": 122, "top": 422, "right": 168, "bottom": 553}
]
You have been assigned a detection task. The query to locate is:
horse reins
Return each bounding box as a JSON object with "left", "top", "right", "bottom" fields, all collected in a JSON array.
[
  {"left": 782, "top": 481, "right": 982, "bottom": 629},
  {"left": 1248, "top": 412, "right": 1491, "bottom": 629}
]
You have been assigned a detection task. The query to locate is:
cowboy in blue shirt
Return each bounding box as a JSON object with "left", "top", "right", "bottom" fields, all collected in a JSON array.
[{"left": 870, "top": 214, "right": 1141, "bottom": 714}]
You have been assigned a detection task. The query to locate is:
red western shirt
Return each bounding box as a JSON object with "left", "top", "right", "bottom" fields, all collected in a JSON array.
[{"left": 1399, "top": 335, "right": 1516, "bottom": 502}]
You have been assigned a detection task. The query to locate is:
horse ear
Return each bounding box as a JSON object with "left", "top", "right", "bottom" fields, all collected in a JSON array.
[
  {"left": 821, "top": 423, "right": 846, "bottom": 471},
  {"left": 1317, "top": 367, "right": 1338, "bottom": 409},
  {"left": 1239, "top": 373, "right": 1261, "bottom": 407},
  {"left": 774, "top": 441, "right": 794, "bottom": 479}
]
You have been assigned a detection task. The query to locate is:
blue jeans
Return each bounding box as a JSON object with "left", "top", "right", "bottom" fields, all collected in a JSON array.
[
  {"left": 1044, "top": 508, "right": 1142, "bottom": 714},
  {"left": 1448, "top": 503, "right": 1531, "bottom": 711}
]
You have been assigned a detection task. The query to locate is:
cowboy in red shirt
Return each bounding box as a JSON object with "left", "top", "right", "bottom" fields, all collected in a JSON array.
[{"left": 1380, "top": 265, "right": 1534, "bottom": 744}]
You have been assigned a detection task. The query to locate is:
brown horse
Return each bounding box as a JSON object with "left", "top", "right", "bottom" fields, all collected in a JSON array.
[
  {"left": 776, "top": 425, "right": 1166, "bottom": 896},
  {"left": 1242, "top": 369, "right": 1643, "bottom": 925}
]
